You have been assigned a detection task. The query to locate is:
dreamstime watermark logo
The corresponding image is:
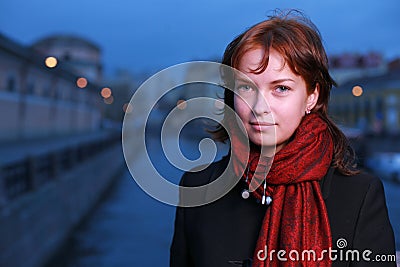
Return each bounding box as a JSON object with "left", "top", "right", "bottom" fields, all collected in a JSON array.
[
  {"left": 256, "top": 238, "right": 397, "bottom": 263},
  {"left": 121, "top": 61, "right": 275, "bottom": 207},
  {"left": 336, "top": 238, "right": 347, "bottom": 249}
]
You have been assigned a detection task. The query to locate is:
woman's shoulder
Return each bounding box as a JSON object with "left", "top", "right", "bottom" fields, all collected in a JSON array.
[
  {"left": 321, "top": 167, "right": 388, "bottom": 208},
  {"left": 326, "top": 168, "right": 396, "bottom": 260},
  {"left": 179, "top": 154, "right": 230, "bottom": 187},
  {"left": 331, "top": 168, "right": 384, "bottom": 191},
  {"left": 323, "top": 167, "right": 388, "bottom": 208}
]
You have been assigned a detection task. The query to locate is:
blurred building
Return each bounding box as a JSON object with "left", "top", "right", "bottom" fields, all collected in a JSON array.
[
  {"left": 104, "top": 69, "right": 137, "bottom": 122},
  {"left": 329, "top": 52, "right": 387, "bottom": 85},
  {"left": 0, "top": 33, "right": 103, "bottom": 141},
  {"left": 31, "top": 34, "right": 103, "bottom": 84},
  {"left": 181, "top": 62, "right": 224, "bottom": 114},
  {"left": 329, "top": 60, "right": 400, "bottom": 135}
]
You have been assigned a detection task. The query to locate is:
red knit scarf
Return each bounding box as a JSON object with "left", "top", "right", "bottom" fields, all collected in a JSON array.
[{"left": 230, "top": 113, "right": 333, "bottom": 266}]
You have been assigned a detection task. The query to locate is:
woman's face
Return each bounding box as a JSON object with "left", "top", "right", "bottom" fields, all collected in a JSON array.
[{"left": 233, "top": 48, "right": 318, "bottom": 152}]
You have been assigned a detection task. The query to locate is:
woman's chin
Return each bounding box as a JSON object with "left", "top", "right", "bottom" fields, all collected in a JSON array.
[{"left": 248, "top": 139, "right": 275, "bottom": 154}]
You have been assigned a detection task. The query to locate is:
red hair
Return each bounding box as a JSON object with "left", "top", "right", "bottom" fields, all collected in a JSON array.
[{"left": 212, "top": 10, "right": 359, "bottom": 175}]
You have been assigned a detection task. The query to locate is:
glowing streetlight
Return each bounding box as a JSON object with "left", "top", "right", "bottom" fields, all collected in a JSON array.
[
  {"left": 45, "top": 56, "right": 58, "bottom": 68},
  {"left": 352, "top": 85, "right": 363, "bottom": 97},
  {"left": 123, "top": 103, "right": 133, "bottom": 113},
  {"left": 76, "top": 77, "right": 88, "bottom": 88},
  {"left": 104, "top": 95, "right": 114, "bottom": 104},
  {"left": 101, "top": 87, "right": 112, "bottom": 98},
  {"left": 177, "top": 99, "right": 187, "bottom": 110}
]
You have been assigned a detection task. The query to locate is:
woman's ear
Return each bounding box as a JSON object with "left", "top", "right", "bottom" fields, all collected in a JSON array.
[{"left": 306, "top": 83, "right": 320, "bottom": 111}]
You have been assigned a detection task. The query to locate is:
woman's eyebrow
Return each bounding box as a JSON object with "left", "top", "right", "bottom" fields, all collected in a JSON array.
[
  {"left": 234, "top": 77, "right": 255, "bottom": 84},
  {"left": 270, "top": 78, "right": 295, "bottom": 84}
]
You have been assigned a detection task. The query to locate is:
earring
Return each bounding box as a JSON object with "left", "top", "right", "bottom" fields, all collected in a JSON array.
[
  {"left": 261, "top": 180, "right": 272, "bottom": 205},
  {"left": 241, "top": 166, "right": 250, "bottom": 199},
  {"left": 306, "top": 107, "right": 311, "bottom": 114}
]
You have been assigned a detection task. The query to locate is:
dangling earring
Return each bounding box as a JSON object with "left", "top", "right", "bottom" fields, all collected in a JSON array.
[
  {"left": 241, "top": 166, "right": 250, "bottom": 199},
  {"left": 261, "top": 180, "right": 272, "bottom": 205},
  {"left": 306, "top": 107, "right": 311, "bottom": 114}
]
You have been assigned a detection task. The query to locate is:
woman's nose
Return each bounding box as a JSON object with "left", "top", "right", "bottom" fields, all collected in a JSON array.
[{"left": 252, "top": 91, "right": 271, "bottom": 116}]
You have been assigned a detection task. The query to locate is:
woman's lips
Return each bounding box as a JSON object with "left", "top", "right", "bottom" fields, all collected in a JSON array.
[{"left": 249, "top": 122, "right": 276, "bottom": 131}]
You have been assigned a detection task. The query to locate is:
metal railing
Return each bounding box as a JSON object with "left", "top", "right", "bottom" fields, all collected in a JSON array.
[{"left": 0, "top": 133, "right": 120, "bottom": 203}]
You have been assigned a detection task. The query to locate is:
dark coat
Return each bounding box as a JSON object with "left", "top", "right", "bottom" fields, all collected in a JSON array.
[{"left": 170, "top": 155, "right": 396, "bottom": 267}]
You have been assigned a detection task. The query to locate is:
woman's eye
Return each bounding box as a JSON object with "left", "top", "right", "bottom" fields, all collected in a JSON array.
[
  {"left": 275, "top": 85, "right": 290, "bottom": 94},
  {"left": 236, "top": 84, "right": 253, "bottom": 92}
]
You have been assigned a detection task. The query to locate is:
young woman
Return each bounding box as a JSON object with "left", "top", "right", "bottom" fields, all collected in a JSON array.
[{"left": 170, "top": 11, "right": 396, "bottom": 267}]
